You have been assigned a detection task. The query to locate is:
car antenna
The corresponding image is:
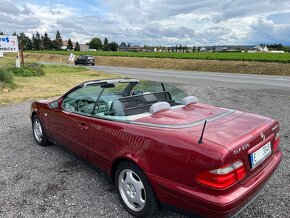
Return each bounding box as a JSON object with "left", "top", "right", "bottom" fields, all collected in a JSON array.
[{"left": 198, "top": 120, "right": 207, "bottom": 144}]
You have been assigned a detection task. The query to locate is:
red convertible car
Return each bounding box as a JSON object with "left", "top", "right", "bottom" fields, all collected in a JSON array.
[{"left": 30, "top": 79, "right": 282, "bottom": 217}]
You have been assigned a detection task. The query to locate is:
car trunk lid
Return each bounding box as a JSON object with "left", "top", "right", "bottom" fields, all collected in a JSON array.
[{"left": 190, "top": 112, "right": 279, "bottom": 185}]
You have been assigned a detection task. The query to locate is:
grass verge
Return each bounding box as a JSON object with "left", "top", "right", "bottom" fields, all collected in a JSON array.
[{"left": 0, "top": 54, "right": 116, "bottom": 105}]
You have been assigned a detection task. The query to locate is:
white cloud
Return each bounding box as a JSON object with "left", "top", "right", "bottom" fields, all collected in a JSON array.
[
  {"left": 0, "top": 0, "right": 290, "bottom": 45},
  {"left": 247, "top": 17, "right": 290, "bottom": 44}
]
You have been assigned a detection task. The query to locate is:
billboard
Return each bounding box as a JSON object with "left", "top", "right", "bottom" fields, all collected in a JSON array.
[{"left": 0, "top": 35, "right": 19, "bottom": 52}]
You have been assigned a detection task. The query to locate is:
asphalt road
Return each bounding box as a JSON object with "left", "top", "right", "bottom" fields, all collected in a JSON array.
[
  {"left": 90, "top": 65, "right": 290, "bottom": 94},
  {"left": 1, "top": 66, "right": 290, "bottom": 217}
]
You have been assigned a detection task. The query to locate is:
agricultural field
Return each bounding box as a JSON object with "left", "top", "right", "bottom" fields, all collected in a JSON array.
[
  {"left": 30, "top": 50, "right": 290, "bottom": 63},
  {"left": 25, "top": 52, "right": 290, "bottom": 76}
]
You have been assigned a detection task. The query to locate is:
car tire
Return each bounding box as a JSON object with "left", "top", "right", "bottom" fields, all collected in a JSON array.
[
  {"left": 32, "top": 114, "right": 49, "bottom": 146},
  {"left": 75, "top": 62, "right": 77, "bottom": 65},
  {"left": 92, "top": 63, "right": 95, "bottom": 66},
  {"left": 115, "top": 161, "right": 159, "bottom": 217}
]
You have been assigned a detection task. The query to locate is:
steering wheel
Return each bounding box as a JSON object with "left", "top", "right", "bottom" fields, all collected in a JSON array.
[
  {"left": 77, "top": 99, "right": 86, "bottom": 112},
  {"left": 95, "top": 99, "right": 109, "bottom": 113}
]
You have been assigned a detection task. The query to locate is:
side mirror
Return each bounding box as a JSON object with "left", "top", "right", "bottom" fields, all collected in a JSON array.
[{"left": 49, "top": 100, "right": 59, "bottom": 109}]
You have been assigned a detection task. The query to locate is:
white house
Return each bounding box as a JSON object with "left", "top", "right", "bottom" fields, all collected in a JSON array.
[{"left": 80, "top": 44, "right": 89, "bottom": 51}]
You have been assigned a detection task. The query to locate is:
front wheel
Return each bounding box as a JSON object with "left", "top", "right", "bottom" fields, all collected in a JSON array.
[
  {"left": 32, "top": 115, "right": 49, "bottom": 146},
  {"left": 115, "top": 161, "right": 159, "bottom": 217}
]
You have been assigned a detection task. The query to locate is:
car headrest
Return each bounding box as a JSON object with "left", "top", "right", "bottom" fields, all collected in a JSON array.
[
  {"left": 150, "top": 102, "right": 171, "bottom": 114},
  {"left": 182, "top": 96, "right": 199, "bottom": 106}
]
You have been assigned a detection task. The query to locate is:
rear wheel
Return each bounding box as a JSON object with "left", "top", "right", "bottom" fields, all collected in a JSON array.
[
  {"left": 115, "top": 161, "right": 159, "bottom": 217},
  {"left": 32, "top": 115, "right": 49, "bottom": 146}
]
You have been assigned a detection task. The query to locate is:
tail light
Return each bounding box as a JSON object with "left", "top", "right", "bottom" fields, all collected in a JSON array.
[
  {"left": 273, "top": 132, "right": 280, "bottom": 151},
  {"left": 196, "top": 160, "right": 246, "bottom": 189}
]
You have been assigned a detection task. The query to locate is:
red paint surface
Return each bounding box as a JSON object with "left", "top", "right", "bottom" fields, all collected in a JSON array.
[{"left": 30, "top": 96, "right": 282, "bottom": 217}]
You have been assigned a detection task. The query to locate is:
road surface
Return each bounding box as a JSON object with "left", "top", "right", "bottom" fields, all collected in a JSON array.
[{"left": 90, "top": 65, "right": 290, "bottom": 94}]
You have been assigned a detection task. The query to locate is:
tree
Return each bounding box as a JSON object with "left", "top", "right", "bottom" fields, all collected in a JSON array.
[
  {"left": 127, "top": 42, "right": 131, "bottom": 47},
  {"left": 18, "top": 32, "right": 33, "bottom": 50},
  {"left": 103, "top": 37, "right": 110, "bottom": 51},
  {"left": 55, "top": 30, "right": 62, "bottom": 50},
  {"left": 67, "top": 38, "right": 73, "bottom": 50},
  {"left": 42, "top": 32, "right": 52, "bottom": 50},
  {"left": 120, "top": 42, "right": 126, "bottom": 47},
  {"left": 109, "top": 42, "right": 118, "bottom": 51},
  {"left": 89, "top": 37, "right": 103, "bottom": 50},
  {"left": 0, "top": 32, "right": 3, "bottom": 35},
  {"left": 74, "top": 41, "right": 80, "bottom": 51},
  {"left": 32, "top": 32, "right": 41, "bottom": 50}
]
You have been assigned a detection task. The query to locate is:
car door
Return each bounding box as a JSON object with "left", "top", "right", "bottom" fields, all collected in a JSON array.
[
  {"left": 48, "top": 85, "right": 102, "bottom": 159},
  {"left": 80, "top": 56, "right": 86, "bottom": 64},
  {"left": 87, "top": 83, "right": 131, "bottom": 171},
  {"left": 89, "top": 116, "right": 129, "bottom": 171}
]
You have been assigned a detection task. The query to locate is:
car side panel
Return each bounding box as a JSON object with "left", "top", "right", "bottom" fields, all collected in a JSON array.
[
  {"left": 87, "top": 117, "right": 231, "bottom": 188},
  {"left": 48, "top": 109, "right": 90, "bottom": 159}
]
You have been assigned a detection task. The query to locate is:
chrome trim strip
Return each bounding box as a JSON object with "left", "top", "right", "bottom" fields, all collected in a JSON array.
[
  {"left": 130, "top": 109, "right": 236, "bottom": 129},
  {"left": 83, "top": 79, "right": 140, "bottom": 87},
  {"left": 272, "top": 124, "right": 279, "bottom": 131}
]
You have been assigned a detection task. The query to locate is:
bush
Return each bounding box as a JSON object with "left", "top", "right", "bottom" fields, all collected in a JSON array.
[
  {"left": 0, "top": 67, "right": 13, "bottom": 84},
  {"left": 12, "top": 63, "right": 45, "bottom": 77}
]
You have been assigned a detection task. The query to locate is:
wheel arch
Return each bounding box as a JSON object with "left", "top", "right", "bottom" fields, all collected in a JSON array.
[
  {"left": 31, "top": 111, "right": 38, "bottom": 122},
  {"left": 110, "top": 157, "right": 146, "bottom": 185}
]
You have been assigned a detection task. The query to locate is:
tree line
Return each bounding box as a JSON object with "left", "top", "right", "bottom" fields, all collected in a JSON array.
[{"left": 0, "top": 31, "right": 122, "bottom": 51}]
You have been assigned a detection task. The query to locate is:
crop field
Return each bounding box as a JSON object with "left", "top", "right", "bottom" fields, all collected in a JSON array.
[{"left": 30, "top": 50, "right": 290, "bottom": 63}]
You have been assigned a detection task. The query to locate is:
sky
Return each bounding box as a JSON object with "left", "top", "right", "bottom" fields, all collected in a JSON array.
[{"left": 1, "top": 0, "right": 290, "bottom": 46}]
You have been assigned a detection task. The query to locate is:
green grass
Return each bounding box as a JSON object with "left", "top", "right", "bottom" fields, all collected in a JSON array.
[
  {"left": 12, "top": 63, "right": 45, "bottom": 77},
  {"left": 0, "top": 54, "right": 116, "bottom": 105},
  {"left": 30, "top": 50, "right": 290, "bottom": 63},
  {"left": 43, "top": 64, "right": 87, "bottom": 74},
  {"left": 0, "top": 67, "right": 14, "bottom": 84}
]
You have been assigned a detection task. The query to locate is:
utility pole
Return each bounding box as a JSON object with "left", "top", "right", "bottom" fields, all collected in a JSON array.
[{"left": 20, "top": 39, "right": 24, "bottom": 66}]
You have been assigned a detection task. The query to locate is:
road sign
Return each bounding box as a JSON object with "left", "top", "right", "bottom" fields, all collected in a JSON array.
[
  {"left": 0, "top": 35, "right": 19, "bottom": 52},
  {"left": 69, "top": 53, "right": 75, "bottom": 62}
]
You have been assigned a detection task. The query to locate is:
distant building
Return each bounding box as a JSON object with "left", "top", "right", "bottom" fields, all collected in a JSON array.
[
  {"left": 215, "top": 47, "right": 228, "bottom": 52},
  {"left": 250, "top": 45, "right": 269, "bottom": 53},
  {"left": 61, "top": 40, "right": 76, "bottom": 50},
  {"left": 118, "top": 46, "right": 143, "bottom": 52},
  {"left": 199, "top": 47, "right": 207, "bottom": 52},
  {"left": 80, "top": 44, "right": 89, "bottom": 51}
]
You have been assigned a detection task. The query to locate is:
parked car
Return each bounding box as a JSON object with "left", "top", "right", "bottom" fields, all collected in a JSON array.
[
  {"left": 30, "top": 79, "right": 282, "bottom": 217},
  {"left": 74, "top": 55, "right": 95, "bottom": 66}
]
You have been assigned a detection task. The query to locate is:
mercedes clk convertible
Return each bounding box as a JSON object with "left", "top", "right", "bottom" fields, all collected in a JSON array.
[{"left": 30, "top": 79, "right": 282, "bottom": 217}]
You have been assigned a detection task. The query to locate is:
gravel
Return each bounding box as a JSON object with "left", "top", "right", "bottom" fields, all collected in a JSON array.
[{"left": 0, "top": 83, "right": 289, "bottom": 218}]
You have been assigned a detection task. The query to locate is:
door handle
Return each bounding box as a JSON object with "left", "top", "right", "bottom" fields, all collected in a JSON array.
[{"left": 78, "top": 123, "right": 88, "bottom": 130}]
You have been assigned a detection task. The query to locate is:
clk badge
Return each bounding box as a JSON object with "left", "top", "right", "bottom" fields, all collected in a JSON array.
[{"left": 260, "top": 132, "right": 265, "bottom": 140}]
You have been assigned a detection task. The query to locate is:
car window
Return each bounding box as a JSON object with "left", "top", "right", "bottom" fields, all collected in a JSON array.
[
  {"left": 62, "top": 85, "right": 102, "bottom": 116},
  {"left": 163, "top": 83, "right": 188, "bottom": 103},
  {"left": 132, "top": 81, "right": 163, "bottom": 93},
  {"left": 92, "top": 83, "right": 132, "bottom": 121}
]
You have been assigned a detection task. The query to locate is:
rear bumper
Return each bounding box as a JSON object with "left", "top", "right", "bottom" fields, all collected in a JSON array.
[{"left": 148, "top": 150, "right": 282, "bottom": 218}]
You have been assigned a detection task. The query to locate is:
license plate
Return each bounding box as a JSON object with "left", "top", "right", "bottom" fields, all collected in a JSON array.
[{"left": 250, "top": 141, "right": 272, "bottom": 169}]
